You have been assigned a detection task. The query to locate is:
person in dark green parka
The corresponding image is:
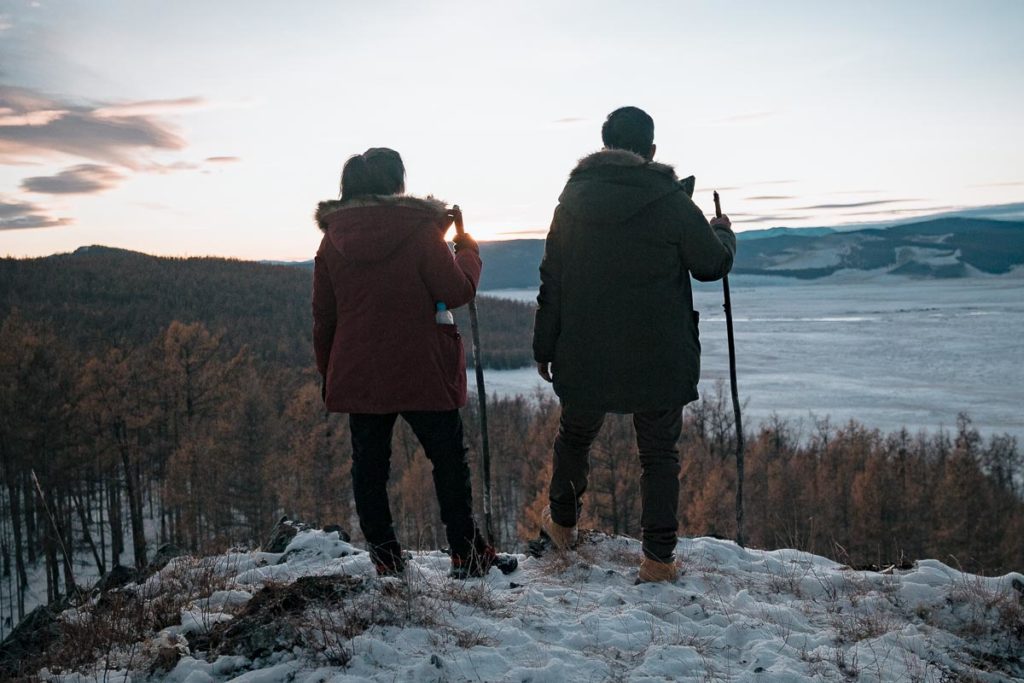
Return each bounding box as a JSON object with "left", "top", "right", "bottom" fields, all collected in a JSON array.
[{"left": 533, "top": 106, "right": 735, "bottom": 582}]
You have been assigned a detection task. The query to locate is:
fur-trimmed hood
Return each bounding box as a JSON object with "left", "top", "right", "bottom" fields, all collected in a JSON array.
[
  {"left": 315, "top": 194, "right": 447, "bottom": 232},
  {"left": 569, "top": 148, "right": 678, "bottom": 179},
  {"left": 559, "top": 149, "right": 689, "bottom": 224},
  {"left": 315, "top": 194, "right": 449, "bottom": 264}
]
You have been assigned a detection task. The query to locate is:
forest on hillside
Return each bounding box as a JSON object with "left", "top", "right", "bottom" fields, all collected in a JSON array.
[
  {"left": 0, "top": 247, "right": 536, "bottom": 371},
  {"left": 1, "top": 249, "right": 1022, "bottom": 638}
]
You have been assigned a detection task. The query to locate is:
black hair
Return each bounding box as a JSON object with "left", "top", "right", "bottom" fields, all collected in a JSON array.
[
  {"left": 340, "top": 147, "right": 406, "bottom": 199},
  {"left": 601, "top": 106, "right": 655, "bottom": 155}
]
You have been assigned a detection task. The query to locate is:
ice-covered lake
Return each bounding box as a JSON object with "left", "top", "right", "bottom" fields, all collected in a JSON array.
[{"left": 473, "top": 275, "right": 1024, "bottom": 440}]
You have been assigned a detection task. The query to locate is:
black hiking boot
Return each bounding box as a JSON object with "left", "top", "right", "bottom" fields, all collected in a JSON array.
[
  {"left": 449, "top": 544, "right": 518, "bottom": 579},
  {"left": 369, "top": 540, "right": 405, "bottom": 577},
  {"left": 527, "top": 530, "right": 553, "bottom": 559}
]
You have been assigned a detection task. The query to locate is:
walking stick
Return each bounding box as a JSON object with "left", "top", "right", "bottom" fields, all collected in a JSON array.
[
  {"left": 714, "top": 191, "right": 746, "bottom": 548},
  {"left": 452, "top": 206, "right": 494, "bottom": 545}
]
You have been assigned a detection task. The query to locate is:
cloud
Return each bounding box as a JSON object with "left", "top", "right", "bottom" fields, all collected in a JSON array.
[
  {"left": 0, "top": 108, "right": 65, "bottom": 126},
  {"left": 0, "top": 197, "right": 70, "bottom": 230},
  {"left": 142, "top": 160, "right": 201, "bottom": 174},
  {"left": 92, "top": 96, "right": 208, "bottom": 118},
  {"left": 0, "top": 15, "right": 13, "bottom": 32},
  {"left": 205, "top": 156, "right": 240, "bottom": 163},
  {"left": 738, "top": 215, "right": 804, "bottom": 224},
  {"left": 20, "top": 163, "right": 123, "bottom": 194},
  {"left": 553, "top": 117, "right": 586, "bottom": 124},
  {"left": 745, "top": 195, "right": 794, "bottom": 201},
  {"left": 968, "top": 181, "right": 1024, "bottom": 188},
  {"left": 794, "top": 199, "right": 916, "bottom": 210},
  {"left": 841, "top": 206, "right": 956, "bottom": 217},
  {"left": 0, "top": 84, "right": 186, "bottom": 166}
]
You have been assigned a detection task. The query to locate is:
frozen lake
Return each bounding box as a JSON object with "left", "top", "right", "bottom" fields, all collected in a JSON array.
[{"left": 474, "top": 275, "right": 1024, "bottom": 440}]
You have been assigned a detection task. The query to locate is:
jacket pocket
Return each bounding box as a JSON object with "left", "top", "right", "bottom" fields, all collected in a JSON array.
[
  {"left": 438, "top": 324, "right": 461, "bottom": 341},
  {"left": 437, "top": 324, "right": 465, "bottom": 383}
]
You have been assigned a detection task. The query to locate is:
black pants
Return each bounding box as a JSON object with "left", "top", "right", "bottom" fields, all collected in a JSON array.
[
  {"left": 549, "top": 405, "right": 683, "bottom": 563},
  {"left": 349, "top": 410, "right": 482, "bottom": 563}
]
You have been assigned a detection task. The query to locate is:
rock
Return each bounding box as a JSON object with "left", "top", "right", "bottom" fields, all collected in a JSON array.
[
  {"left": 263, "top": 516, "right": 303, "bottom": 553},
  {"left": 95, "top": 564, "right": 139, "bottom": 593},
  {"left": 264, "top": 518, "right": 351, "bottom": 553},
  {"left": 208, "top": 575, "right": 364, "bottom": 660},
  {"left": 322, "top": 524, "right": 351, "bottom": 542},
  {"left": 0, "top": 600, "right": 67, "bottom": 676},
  {"left": 149, "top": 543, "right": 185, "bottom": 572},
  {"left": 148, "top": 631, "right": 190, "bottom": 674}
]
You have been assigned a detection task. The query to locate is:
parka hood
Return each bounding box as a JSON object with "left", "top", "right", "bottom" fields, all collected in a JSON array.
[
  {"left": 315, "top": 194, "right": 448, "bottom": 264},
  {"left": 559, "top": 149, "right": 686, "bottom": 224}
]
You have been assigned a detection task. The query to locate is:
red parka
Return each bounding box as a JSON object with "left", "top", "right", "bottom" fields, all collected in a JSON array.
[{"left": 312, "top": 195, "right": 481, "bottom": 414}]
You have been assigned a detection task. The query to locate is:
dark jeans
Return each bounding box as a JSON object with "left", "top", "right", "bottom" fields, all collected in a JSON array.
[
  {"left": 549, "top": 405, "right": 683, "bottom": 563},
  {"left": 349, "top": 410, "right": 483, "bottom": 564}
]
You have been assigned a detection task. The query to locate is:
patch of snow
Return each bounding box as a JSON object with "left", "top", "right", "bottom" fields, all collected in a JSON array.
[
  {"left": 41, "top": 529, "right": 1024, "bottom": 682},
  {"left": 894, "top": 246, "right": 961, "bottom": 267},
  {"left": 769, "top": 245, "right": 846, "bottom": 270},
  {"left": 479, "top": 288, "right": 539, "bottom": 302},
  {"left": 910, "top": 233, "right": 955, "bottom": 245}
]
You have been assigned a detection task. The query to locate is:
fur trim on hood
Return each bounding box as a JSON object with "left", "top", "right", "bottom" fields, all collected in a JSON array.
[
  {"left": 315, "top": 194, "right": 448, "bottom": 231},
  {"left": 570, "top": 149, "right": 678, "bottom": 179}
]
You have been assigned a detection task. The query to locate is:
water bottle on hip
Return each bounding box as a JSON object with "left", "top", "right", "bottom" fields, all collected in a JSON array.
[{"left": 435, "top": 302, "right": 454, "bottom": 325}]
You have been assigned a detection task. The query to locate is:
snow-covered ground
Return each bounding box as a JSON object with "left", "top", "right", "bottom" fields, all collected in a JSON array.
[{"left": 40, "top": 529, "right": 1024, "bottom": 682}]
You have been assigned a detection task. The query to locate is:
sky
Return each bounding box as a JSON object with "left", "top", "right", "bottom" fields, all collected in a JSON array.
[{"left": 1, "top": 0, "right": 1022, "bottom": 261}]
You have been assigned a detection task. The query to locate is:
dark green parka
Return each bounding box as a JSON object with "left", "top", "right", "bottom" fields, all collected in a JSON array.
[{"left": 533, "top": 149, "right": 736, "bottom": 412}]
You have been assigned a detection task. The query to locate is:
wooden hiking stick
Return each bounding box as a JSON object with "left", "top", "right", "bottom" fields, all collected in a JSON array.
[
  {"left": 714, "top": 191, "right": 746, "bottom": 548},
  {"left": 452, "top": 206, "right": 494, "bottom": 544}
]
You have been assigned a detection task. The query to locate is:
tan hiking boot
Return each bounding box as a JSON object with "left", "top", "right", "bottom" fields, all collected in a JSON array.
[
  {"left": 637, "top": 556, "right": 678, "bottom": 583},
  {"left": 541, "top": 506, "right": 577, "bottom": 551}
]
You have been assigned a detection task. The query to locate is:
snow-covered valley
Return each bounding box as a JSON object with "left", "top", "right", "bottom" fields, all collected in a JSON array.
[{"left": 479, "top": 275, "right": 1024, "bottom": 440}]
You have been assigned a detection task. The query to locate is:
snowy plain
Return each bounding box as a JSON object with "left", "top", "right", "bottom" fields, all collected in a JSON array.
[
  {"left": 477, "top": 275, "right": 1024, "bottom": 440},
  {"left": 44, "top": 528, "right": 1024, "bottom": 682}
]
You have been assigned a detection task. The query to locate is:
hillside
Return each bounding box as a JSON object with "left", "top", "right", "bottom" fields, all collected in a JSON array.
[
  {"left": 0, "top": 246, "right": 536, "bottom": 370},
  {"left": 7, "top": 528, "right": 1023, "bottom": 681}
]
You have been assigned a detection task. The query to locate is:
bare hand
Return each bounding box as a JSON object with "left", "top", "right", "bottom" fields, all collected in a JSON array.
[
  {"left": 710, "top": 214, "right": 732, "bottom": 231},
  {"left": 453, "top": 232, "right": 478, "bottom": 254},
  {"left": 537, "top": 361, "right": 553, "bottom": 383}
]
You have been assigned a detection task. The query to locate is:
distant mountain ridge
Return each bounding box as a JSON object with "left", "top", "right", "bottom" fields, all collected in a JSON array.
[
  {"left": 441, "top": 217, "right": 1022, "bottom": 287},
  {"left": 276, "top": 217, "right": 1023, "bottom": 287},
  {"left": 734, "top": 217, "right": 1024, "bottom": 279}
]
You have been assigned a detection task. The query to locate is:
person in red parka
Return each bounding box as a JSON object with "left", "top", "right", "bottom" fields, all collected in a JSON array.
[{"left": 312, "top": 147, "right": 506, "bottom": 578}]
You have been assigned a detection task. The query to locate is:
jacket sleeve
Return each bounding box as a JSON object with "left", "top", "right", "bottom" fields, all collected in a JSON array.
[
  {"left": 533, "top": 206, "right": 564, "bottom": 363},
  {"left": 419, "top": 224, "right": 481, "bottom": 309},
  {"left": 677, "top": 194, "right": 736, "bottom": 282},
  {"left": 312, "top": 236, "right": 337, "bottom": 376}
]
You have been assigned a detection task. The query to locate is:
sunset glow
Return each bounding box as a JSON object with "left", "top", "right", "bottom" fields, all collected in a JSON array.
[{"left": 1, "top": 1, "right": 1022, "bottom": 259}]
